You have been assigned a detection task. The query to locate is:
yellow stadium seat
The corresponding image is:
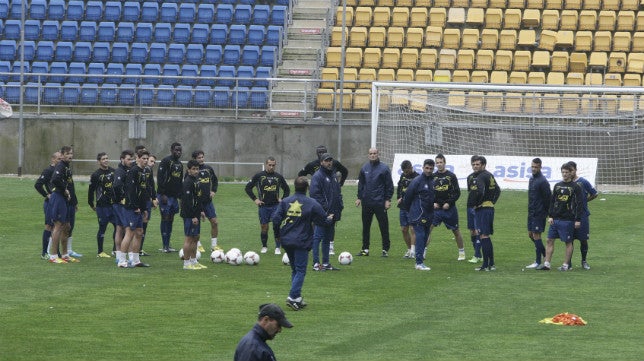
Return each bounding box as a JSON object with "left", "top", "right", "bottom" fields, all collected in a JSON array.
[
  {"left": 598, "top": 10, "right": 617, "bottom": 30},
  {"left": 542, "top": 93, "right": 561, "bottom": 113},
  {"left": 447, "top": 8, "right": 467, "bottom": 26},
  {"left": 527, "top": 0, "right": 544, "bottom": 8},
  {"left": 410, "top": 90, "right": 428, "bottom": 112},
  {"left": 448, "top": 91, "right": 466, "bottom": 107},
  {"left": 481, "top": 29, "right": 499, "bottom": 49},
  {"left": 349, "top": 27, "right": 368, "bottom": 47},
  {"left": 367, "top": 27, "right": 386, "bottom": 47},
  {"left": 619, "top": 94, "right": 636, "bottom": 112},
  {"left": 397, "top": 68, "right": 415, "bottom": 82},
  {"left": 613, "top": 32, "right": 631, "bottom": 51},
  {"left": 471, "top": 0, "right": 490, "bottom": 7},
  {"left": 589, "top": 51, "right": 608, "bottom": 70},
  {"left": 467, "top": 91, "right": 486, "bottom": 110},
  {"left": 532, "top": 50, "right": 551, "bottom": 69},
  {"left": 513, "top": 50, "right": 532, "bottom": 71},
  {"left": 561, "top": 94, "right": 580, "bottom": 114},
  {"left": 377, "top": 0, "right": 394, "bottom": 5},
  {"left": 623, "top": 73, "right": 641, "bottom": 85},
  {"left": 425, "top": 26, "right": 443, "bottom": 48},
  {"left": 406, "top": 28, "right": 424, "bottom": 48},
  {"left": 372, "top": 7, "right": 391, "bottom": 27},
  {"left": 471, "top": 70, "right": 490, "bottom": 82},
  {"left": 443, "top": 29, "right": 462, "bottom": 49},
  {"left": 346, "top": 0, "right": 358, "bottom": 6},
  {"left": 579, "top": 10, "right": 597, "bottom": 30},
  {"left": 330, "top": 27, "right": 347, "bottom": 47},
  {"left": 585, "top": 73, "right": 603, "bottom": 85},
  {"left": 547, "top": 71, "right": 565, "bottom": 84},
  {"left": 637, "top": 11, "right": 644, "bottom": 31},
  {"left": 415, "top": 69, "right": 433, "bottom": 82},
  {"left": 617, "top": 10, "right": 636, "bottom": 30},
  {"left": 316, "top": 88, "right": 335, "bottom": 110},
  {"left": 495, "top": 50, "right": 514, "bottom": 70},
  {"left": 559, "top": 10, "right": 579, "bottom": 30},
  {"left": 621, "top": 0, "right": 639, "bottom": 10},
  {"left": 574, "top": 31, "right": 593, "bottom": 51},
  {"left": 508, "top": 0, "right": 527, "bottom": 8},
  {"left": 569, "top": 52, "right": 588, "bottom": 72},
  {"left": 335, "top": 88, "right": 353, "bottom": 109},
  {"left": 538, "top": 30, "right": 557, "bottom": 51},
  {"left": 485, "top": 8, "right": 503, "bottom": 29},
  {"left": 608, "top": 52, "right": 627, "bottom": 72},
  {"left": 377, "top": 68, "right": 395, "bottom": 82},
  {"left": 346, "top": 47, "right": 364, "bottom": 67},
  {"left": 627, "top": 52, "right": 644, "bottom": 73},
  {"left": 604, "top": 73, "right": 623, "bottom": 85},
  {"left": 358, "top": 68, "right": 377, "bottom": 88},
  {"left": 410, "top": 7, "right": 428, "bottom": 27},
  {"left": 489, "top": 0, "right": 507, "bottom": 8},
  {"left": 504, "top": 9, "right": 523, "bottom": 29},
  {"left": 490, "top": 70, "right": 508, "bottom": 83},
  {"left": 453, "top": 0, "right": 470, "bottom": 7},
  {"left": 461, "top": 29, "right": 480, "bottom": 49},
  {"left": 457, "top": 49, "right": 476, "bottom": 69},
  {"left": 326, "top": 47, "right": 342, "bottom": 67},
  {"left": 343, "top": 68, "right": 359, "bottom": 89},
  {"left": 415, "top": 0, "right": 432, "bottom": 6},
  {"left": 505, "top": 92, "right": 524, "bottom": 112},
  {"left": 335, "top": 6, "right": 353, "bottom": 26},
  {"left": 593, "top": 31, "right": 612, "bottom": 52},
  {"left": 564, "top": 0, "right": 582, "bottom": 9},
  {"left": 602, "top": 94, "right": 619, "bottom": 114},
  {"left": 363, "top": 48, "right": 382, "bottom": 68},
  {"left": 353, "top": 89, "right": 371, "bottom": 111},
  {"left": 542, "top": 9, "right": 560, "bottom": 30},
  {"left": 517, "top": 30, "right": 537, "bottom": 48},
  {"left": 321, "top": 68, "right": 339, "bottom": 89},
  {"left": 486, "top": 90, "right": 504, "bottom": 112},
  {"left": 475, "top": 49, "right": 494, "bottom": 70},
  {"left": 566, "top": 72, "right": 584, "bottom": 84},
  {"left": 603, "top": 0, "right": 620, "bottom": 10},
  {"left": 556, "top": 30, "right": 575, "bottom": 49},
  {"left": 545, "top": 0, "right": 563, "bottom": 8},
  {"left": 499, "top": 30, "right": 518, "bottom": 50},
  {"left": 551, "top": 51, "right": 570, "bottom": 71},
  {"left": 584, "top": 0, "right": 601, "bottom": 10},
  {"left": 509, "top": 71, "right": 528, "bottom": 83},
  {"left": 401, "top": 48, "right": 419, "bottom": 68},
  {"left": 419, "top": 49, "right": 438, "bottom": 69},
  {"left": 354, "top": 7, "right": 373, "bottom": 26},
  {"left": 387, "top": 27, "right": 405, "bottom": 47},
  {"left": 391, "top": 7, "right": 410, "bottom": 27},
  {"left": 522, "top": 9, "right": 541, "bottom": 28},
  {"left": 359, "top": 0, "right": 375, "bottom": 6},
  {"left": 439, "top": 49, "right": 458, "bottom": 69},
  {"left": 393, "top": 0, "right": 412, "bottom": 5},
  {"left": 452, "top": 69, "right": 471, "bottom": 82},
  {"left": 633, "top": 32, "right": 644, "bottom": 52},
  {"left": 429, "top": 8, "right": 448, "bottom": 28},
  {"left": 528, "top": 71, "right": 546, "bottom": 84},
  {"left": 434, "top": 69, "right": 452, "bottom": 82},
  {"left": 434, "top": 0, "right": 452, "bottom": 7},
  {"left": 382, "top": 48, "right": 400, "bottom": 68},
  {"left": 466, "top": 8, "right": 485, "bottom": 27}
]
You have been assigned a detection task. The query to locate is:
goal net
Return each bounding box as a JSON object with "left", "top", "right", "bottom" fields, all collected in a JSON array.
[{"left": 371, "top": 82, "right": 644, "bottom": 193}]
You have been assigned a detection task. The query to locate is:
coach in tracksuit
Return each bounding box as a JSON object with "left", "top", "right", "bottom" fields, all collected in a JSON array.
[{"left": 402, "top": 159, "right": 435, "bottom": 271}]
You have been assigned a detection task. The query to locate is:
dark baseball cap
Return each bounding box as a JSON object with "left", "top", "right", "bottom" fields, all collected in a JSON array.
[
  {"left": 258, "top": 303, "right": 293, "bottom": 328},
  {"left": 320, "top": 153, "right": 333, "bottom": 161}
]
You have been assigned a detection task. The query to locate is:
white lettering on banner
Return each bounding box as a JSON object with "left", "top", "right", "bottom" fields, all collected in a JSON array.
[{"left": 392, "top": 154, "right": 598, "bottom": 191}]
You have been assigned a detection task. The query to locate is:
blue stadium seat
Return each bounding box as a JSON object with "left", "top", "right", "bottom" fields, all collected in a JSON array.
[
  {"left": 79, "top": 21, "right": 97, "bottom": 41},
  {"left": 173, "top": 23, "right": 190, "bottom": 44},
  {"left": 54, "top": 42, "right": 73, "bottom": 62},
  {"left": 271, "top": 6, "right": 288, "bottom": 26},
  {"left": 138, "top": 84, "right": 155, "bottom": 106},
  {"left": 275, "top": 0, "right": 291, "bottom": 5},
  {"left": 247, "top": 25, "right": 266, "bottom": 46},
  {"left": 148, "top": 43, "right": 167, "bottom": 64},
  {"left": 228, "top": 24, "right": 247, "bottom": 45},
  {"left": 250, "top": 86, "right": 268, "bottom": 108},
  {"left": 215, "top": 4, "right": 234, "bottom": 25},
  {"left": 122, "top": 2, "right": 140, "bottom": 22},
  {"left": 97, "top": 22, "right": 116, "bottom": 42},
  {"left": 204, "top": 44, "right": 222, "bottom": 65},
  {"left": 260, "top": 45, "right": 277, "bottom": 67},
  {"left": 154, "top": 23, "right": 171, "bottom": 43},
  {"left": 142, "top": 63, "right": 161, "bottom": 85},
  {"left": 135, "top": 23, "right": 153, "bottom": 43},
  {"left": 218, "top": 0, "right": 237, "bottom": 4},
  {"left": 43, "top": 83, "right": 62, "bottom": 104},
  {"left": 66, "top": 1, "right": 84, "bottom": 21},
  {"left": 99, "top": 84, "right": 118, "bottom": 105},
  {"left": 25, "top": 82, "right": 41, "bottom": 103},
  {"left": 156, "top": 85, "right": 175, "bottom": 106},
  {"left": 223, "top": 45, "right": 241, "bottom": 65},
  {"left": 0, "top": 1, "right": 7, "bottom": 19},
  {"left": 21, "top": 41, "right": 36, "bottom": 61},
  {"left": 124, "top": 63, "right": 142, "bottom": 84},
  {"left": 266, "top": 26, "right": 283, "bottom": 46},
  {"left": 175, "top": 85, "right": 193, "bottom": 107},
  {"left": 252, "top": 5, "right": 270, "bottom": 26},
  {"left": 4, "top": 82, "right": 21, "bottom": 103},
  {"left": 36, "top": 41, "right": 54, "bottom": 62},
  {"left": 129, "top": 43, "right": 148, "bottom": 64},
  {"left": 191, "top": 23, "right": 209, "bottom": 44},
  {"left": 61, "top": 21, "right": 78, "bottom": 41},
  {"left": 186, "top": 44, "right": 204, "bottom": 65},
  {"left": 160, "top": 3, "right": 178, "bottom": 23},
  {"left": 255, "top": 66, "right": 272, "bottom": 87},
  {"left": 0, "top": 83, "right": 3, "bottom": 100},
  {"left": 80, "top": 84, "right": 99, "bottom": 105},
  {"left": 218, "top": 65, "right": 236, "bottom": 87},
  {"left": 194, "top": 86, "right": 212, "bottom": 107},
  {"left": 111, "top": 43, "right": 129, "bottom": 63},
  {"left": 105, "top": 63, "right": 124, "bottom": 84},
  {"left": 118, "top": 84, "right": 136, "bottom": 105},
  {"left": 209, "top": 24, "right": 228, "bottom": 45},
  {"left": 162, "top": 64, "right": 180, "bottom": 85},
  {"left": 0, "top": 40, "right": 17, "bottom": 61},
  {"left": 85, "top": 1, "right": 104, "bottom": 21},
  {"left": 0, "top": 61, "right": 10, "bottom": 82},
  {"left": 92, "top": 42, "right": 110, "bottom": 63},
  {"left": 178, "top": 3, "right": 196, "bottom": 23},
  {"left": 180, "top": 64, "right": 199, "bottom": 85},
  {"left": 234, "top": 4, "right": 252, "bottom": 25},
  {"left": 62, "top": 83, "right": 80, "bottom": 104},
  {"left": 104, "top": 2, "right": 122, "bottom": 22},
  {"left": 199, "top": 64, "right": 217, "bottom": 86},
  {"left": 167, "top": 49, "right": 192, "bottom": 69},
  {"left": 239, "top": 0, "right": 257, "bottom": 4},
  {"left": 67, "top": 62, "right": 86, "bottom": 83},
  {"left": 24, "top": 20, "right": 41, "bottom": 41},
  {"left": 237, "top": 65, "right": 255, "bottom": 87},
  {"left": 49, "top": 62, "right": 67, "bottom": 83},
  {"left": 197, "top": 4, "right": 215, "bottom": 24},
  {"left": 116, "top": 22, "right": 134, "bottom": 42},
  {"left": 47, "top": 0, "right": 65, "bottom": 21},
  {"left": 72, "top": 42, "right": 91, "bottom": 62},
  {"left": 9, "top": 1, "right": 22, "bottom": 19},
  {"left": 3, "top": 20, "right": 20, "bottom": 40},
  {"left": 87, "top": 63, "right": 106, "bottom": 84},
  {"left": 29, "top": 0, "right": 47, "bottom": 19},
  {"left": 213, "top": 86, "right": 231, "bottom": 107},
  {"left": 41, "top": 20, "right": 60, "bottom": 41},
  {"left": 232, "top": 87, "right": 249, "bottom": 108},
  {"left": 241, "top": 45, "right": 260, "bottom": 66},
  {"left": 141, "top": 3, "right": 159, "bottom": 23},
  {"left": 30, "top": 62, "right": 49, "bottom": 83}
]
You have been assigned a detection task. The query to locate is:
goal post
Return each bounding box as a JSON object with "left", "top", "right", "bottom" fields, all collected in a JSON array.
[{"left": 371, "top": 82, "right": 644, "bottom": 193}]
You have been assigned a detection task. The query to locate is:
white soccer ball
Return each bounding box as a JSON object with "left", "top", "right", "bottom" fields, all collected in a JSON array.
[
  {"left": 226, "top": 249, "right": 243, "bottom": 265},
  {"left": 210, "top": 249, "right": 225, "bottom": 263},
  {"left": 228, "top": 248, "right": 242, "bottom": 258},
  {"left": 338, "top": 251, "right": 353, "bottom": 265},
  {"left": 282, "top": 253, "right": 290, "bottom": 265},
  {"left": 244, "top": 251, "right": 260, "bottom": 265}
]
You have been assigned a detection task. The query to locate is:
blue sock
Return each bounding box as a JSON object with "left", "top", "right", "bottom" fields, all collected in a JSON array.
[
  {"left": 161, "top": 221, "right": 170, "bottom": 248},
  {"left": 260, "top": 232, "right": 268, "bottom": 247},
  {"left": 534, "top": 238, "right": 545, "bottom": 264},
  {"left": 42, "top": 230, "right": 51, "bottom": 255},
  {"left": 480, "top": 237, "right": 492, "bottom": 267}
]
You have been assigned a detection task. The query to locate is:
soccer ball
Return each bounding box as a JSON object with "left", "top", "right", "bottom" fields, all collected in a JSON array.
[
  {"left": 210, "top": 249, "right": 225, "bottom": 263},
  {"left": 338, "top": 251, "right": 353, "bottom": 265},
  {"left": 244, "top": 251, "right": 260, "bottom": 265},
  {"left": 225, "top": 249, "right": 243, "bottom": 265},
  {"left": 282, "top": 253, "right": 290, "bottom": 265}
]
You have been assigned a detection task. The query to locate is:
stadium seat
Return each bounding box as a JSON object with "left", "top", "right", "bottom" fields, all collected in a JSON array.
[
  {"left": 433, "top": 69, "right": 451, "bottom": 83},
  {"left": 447, "top": 7, "right": 466, "bottom": 27},
  {"left": 234, "top": 4, "right": 252, "bottom": 25},
  {"left": 633, "top": 32, "right": 644, "bottom": 52},
  {"left": 92, "top": 42, "right": 110, "bottom": 63},
  {"left": 222, "top": 45, "right": 241, "bottom": 65},
  {"left": 484, "top": 8, "right": 503, "bottom": 29},
  {"left": 495, "top": 50, "right": 513, "bottom": 71},
  {"left": 104, "top": 2, "right": 122, "bottom": 22},
  {"left": 559, "top": 10, "right": 578, "bottom": 30},
  {"left": 509, "top": 71, "right": 528, "bottom": 84},
  {"left": 205, "top": 45, "right": 223, "bottom": 65},
  {"left": 457, "top": 49, "right": 475, "bottom": 70},
  {"left": 198, "top": 4, "right": 215, "bottom": 24},
  {"left": 213, "top": 86, "right": 231, "bottom": 108},
  {"left": 124, "top": 63, "right": 142, "bottom": 84},
  {"left": 36, "top": 41, "right": 54, "bottom": 62},
  {"left": 527, "top": 71, "right": 546, "bottom": 84},
  {"left": 48, "top": 0, "right": 65, "bottom": 21},
  {"left": 425, "top": 26, "right": 443, "bottom": 48},
  {"left": 555, "top": 30, "right": 574, "bottom": 49},
  {"left": 362, "top": 48, "right": 381, "bottom": 68},
  {"left": 232, "top": 87, "right": 249, "bottom": 108},
  {"left": 181, "top": 64, "right": 199, "bottom": 86},
  {"left": 8, "top": 1, "right": 22, "bottom": 19},
  {"left": 3, "top": 20, "right": 20, "bottom": 40},
  {"left": 401, "top": 48, "right": 419, "bottom": 69},
  {"left": 99, "top": 84, "right": 118, "bottom": 105},
  {"left": 349, "top": 27, "right": 368, "bottom": 47},
  {"left": 478, "top": 30, "right": 497, "bottom": 51},
  {"left": 382, "top": 48, "right": 400, "bottom": 68},
  {"left": 429, "top": 8, "right": 446, "bottom": 27},
  {"left": 593, "top": 31, "right": 612, "bottom": 52},
  {"left": 167, "top": 44, "right": 185, "bottom": 64},
  {"left": 564, "top": 72, "right": 582, "bottom": 85},
  {"left": 160, "top": 3, "right": 178, "bottom": 23},
  {"left": 364, "top": 27, "right": 384, "bottom": 48},
  {"left": 532, "top": 50, "right": 551, "bottom": 69},
  {"left": 61, "top": 21, "right": 78, "bottom": 41},
  {"left": 199, "top": 64, "right": 217, "bottom": 86},
  {"left": 61, "top": 83, "right": 80, "bottom": 104},
  {"left": 415, "top": 69, "right": 433, "bottom": 82},
  {"left": 79, "top": 21, "right": 97, "bottom": 42},
  {"left": 191, "top": 23, "right": 209, "bottom": 44},
  {"left": 419, "top": 48, "right": 438, "bottom": 69},
  {"left": 141, "top": 2, "right": 159, "bottom": 22},
  {"left": 105, "top": 63, "right": 124, "bottom": 84},
  {"left": 184, "top": 44, "right": 204, "bottom": 65},
  {"left": 154, "top": 23, "right": 171, "bottom": 43},
  {"left": 97, "top": 22, "right": 116, "bottom": 42},
  {"left": 40, "top": 20, "right": 59, "bottom": 42},
  {"left": 569, "top": 52, "right": 588, "bottom": 72},
  {"left": 24, "top": 82, "right": 41, "bottom": 103},
  {"left": 443, "top": 29, "right": 461, "bottom": 49},
  {"left": 66, "top": 1, "right": 84, "bottom": 21},
  {"left": 21, "top": 41, "right": 35, "bottom": 61},
  {"left": 173, "top": 23, "right": 191, "bottom": 44},
  {"left": 241, "top": 45, "right": 260, "bottom": 66},
  {"left": 472, "top": 0, "right": 490, "bottom": 6},
  {"left": 589, "top": 51, "right": 608, "bottom": 70},
  {"left": 475, "top": 50, "right": 494, "bottom": 71},
  {"left": 250, "top": 87, "right": 268, "bottom": 108},
  {"left": 217, "top": 65, "right": 236, "bottom": 87},
  {"left": 461, "top": 29, "right": 479, "bottom": 50},
  {"left": 579, "top": 10, "right": 597, "bottom": 30},
  {"left": 175, "top": 85, "right": 193, "bottom": 107},
  {"left": 179, "top": 3, "right": 196, "bottom": 23},
  {"left": 541, "top": 10, "right": 560, "bottom": 30},
  {"left": 260, "top": 46, "right": 277, "bottom": 68},
  {"left": 409, "top": 7, "right": 427, "bottom": 27},
  {"left": 513, "top": 50, "right": 532, "bottom": 71},
  {"left": 623, "top": 73, "right": 641, "bottom": 86},
  {"left": 133, "top": 23, "right": 152, "bottom": 43},
  {"left": 598, "top": 10, "right": 617, "bottom": 31},
  {"left": 67, "top": 62, "right": 86, "bottom": 83},
  {"left": 229, "top": 24, "right": 248, "bottom": 45},
  {"left": 216, "top": 4, "right": 234, "bottom": 25},
  {"left": 499, "top": 30, "right": 517, "bottom": 50},
  {"left": 49, "top": 62, "right": 67, "bottom": 83},
  {"left": 584, "top": 73, "right": 603, "bottom": 85},
  {"left": 253, "top": 5, "right": 270, "bottom": 26},
  {"left": 551, "top": 51, "right": 570, "bottom": 72},
  {"left": 504, "top": 9, "right": 522, "bottom": 29},
  {"left": 149, "top": 43, "right": 167, "bottom": 64},
  {"left": 72, "top": 42, "right": 91, "bottom": 62},
  {"left": 466, "top": 8, "right": 485, "bottom": 27},
  {"left": 161, "top": 64, "right": 180, "bottom": 85},
  {"left": 237, "top": 65, "right": 255, "bottom": 87},
  {"left": 0, "top": 61, "right": 10, "bottom": 83},
  {"left": 604, "top": 73, "right": 622, "bottom": 86},
  {"left": 617, "top": 10, "right": 635, "bottom": 31},
  {"left": 43, "top": 83, "right": 62, "bottom": 104},
  {"left": 116, "top": 84, "right": 135, "bottom": 106},
  {"left": 344, "top": 48, "right": 362, "bottom": 68},
  {"left": 142, "top": 64, "right": 161, "bottom": 85},
  {"left": 155, "top": 85, "right": 174, "bottom": 106},
  {"left": 248, "top": 25, "right": 266, "bottom": 46},
  {"left": 123, "top": 2, "right": 140, "bottom": 22},
  {"left": 517, "top": 30, "right": 536, "bottom": 48},
  {"left": 3, "top": 82, "right": 20, "bottom": 103},
  {"left": 87, "top": 63, "right": 105, "bottom": 84},
  {"left": 0, "top": 40, "right": 16, "bottom": 61},
  {"left": 85, "top": 1, "right": 103, "bottom": 21},
  {"left": 613, "top": 32, "right": 631, "bottom": 51},
  {"left": 316, "top": 88, "right": 334, "bottom": 110},
  {"left": 608, "top": 52, "right": 627, "bottom": 72},
  {"left": 438, "top": 49, "right": 457, "bottom": 70},
  {"left": 194, "top": 86, "right": 212, "bottom": 107},
  {"left": 387, "top": 27, "right": 405, "bottom": 48},
  {"left": 54, "top": 42, "right": 73, "bottom": 62},
  {"left": 210, "top": 24, "right": 228, "bottom": 45},
  {"left": 24, "top": 20, "right": 41, "bottom": 41},
  {"left": 114, "top": 22, "right": 134, "bottom": 42},
  {"left": 407, "top": 28, "right": 424, "bottom": 48},
  {"left": 325, "top": 47, "right": 342, "bottom": 67},
  {"left": 129, "top": 43, "right": 147, "bottom": 64},
  {"left": 137, "top": 84, "right": 154, "bottom": 106},
  {"left": 321, "top": 67, "right": 339, "bottom": 88},
  {"left": 373, "top": 7, "right": 391, "bottom": 27},
  {"left": 271, "top": 6, "right": 288, "bottom": 27},
  {"left": 538, "top": 30, "right": 557, "bottom": 51},
  {"left": 353, "top": 7, "right": 373, "bottom": 26}
]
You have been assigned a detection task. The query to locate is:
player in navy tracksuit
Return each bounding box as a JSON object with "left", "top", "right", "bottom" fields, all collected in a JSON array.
[
  {"left": 181, "top": 159, "right": 205, "bottom": 270},
  {"left": 396, "top": 160, "right": 419, "bottom": 258},
  {"left": 34, "top": 151, "right": 60, "bottom": 259},
  {"left": 157, "top": 142, "right": 184, "bottom": 252},
  {"left": 48, "top": 146, "right": 77, "bottom": 263},
  {"left": 525, "top": 158, "right": 551, "bottom": 269},
  {"left": 88, "top": 152, "right": 116, "bottom": 257},
  {"left": 402, "top": 159, "right": 435, "bottom": 270},
  {"left": 567, "top": 161, "right": 598, "bottom": 270},
  {"left": 470, "top": 156, "right": 501, "bottom": 271}
]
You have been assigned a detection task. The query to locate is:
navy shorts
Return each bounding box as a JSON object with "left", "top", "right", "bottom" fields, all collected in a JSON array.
[
  {"left": 157, "top": 194, "right": 179, "bottom": 216},
  {"left": 527, "top": 215, "right": 547, "bottom": 233},
  {"left": 96, "top": 205, "right": 115, "bottom": 225},
  {"left": 399, "top": 209, "right": 411, "bottom": 227},
  {"left": 259, "top": 204, "right": 278, "bottom": 224},
  {"left": 49, "top": 192, "right": 71, "bottom": 223},
  {"left": 123, "top": 208, "right": 143, "bottom": 230},
  {"left": 112, "top": 204, "right": 127, "bottom": 227},
  {"left": 548, "top": 219, "right": 574, "bottom": 242},
  {"left": 183, "top": 217, "right": 201, "bottom": 236},
  {"left": 573, "top": 215, "right": 590, "bottom": 241},
  {"left": 475, "top": 207, "right": 495, "bottom": 235},
  {"left": 43, "top": 199, "right": 54, "bottom": 225},
  {"left": 466, "top": 207, "right": 477, "bottom": 230},
  {"left": 203, "top": 202, "right": 217, "bottom": 219},
  {"left": 432, "top": 206, "right": 459, "bottom": 230}
]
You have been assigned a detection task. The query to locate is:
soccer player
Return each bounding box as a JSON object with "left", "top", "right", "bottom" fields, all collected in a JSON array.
[
  {"left": 466, "top": 156, "right": 483, "bottom": 264},
  {"left": 396, "top": 160, "right": 419, "bottom": 259},
  {"left": 538, "top": 162, "right": 583, "bottom": 271},
  {"left": 355, "top": 148, "right": 394, "bottom": 257},
  {"left": 88, "top": 152, "right": 116, "bottom": 258},
  {"left": 525, "top": 158, "right": 551, "bottom": 269},
  {"left": 139, "top": 153, "right": 158, "bottom": 257},
  {"left": 245, "top": 156, "right": 290, "bottom": 255},
  {"left": 34, "top": 151, "right": 61, "bottom": 259},
  {"left": 181, "top": 160, "right": 206, "bottom": 270},
  {"left": 48, "top": 146, "right": 78, "bottom": 264},
  {"left": 401, "top": 159, "right": 435, "bottom": 271},
  {"left": 470, "top": 156, "right": 501, "bottom": 271},
  {"left": 118, "top": 149, "right": 150, "bottom": 268},
  {"left": 429, "top": 154, "right": 466, "bottom": 261},
  {"left": 192, "top": 150, "right": 220, "bottom": 252},
  {"left": 157, "top": 142, "right": 184, "bottom": 253},
  {"left": 112, "top": 150, "right": 133, "bottom": 262},
  {"left": 567, "top": 161, "right": 598, "bottom": 270}
]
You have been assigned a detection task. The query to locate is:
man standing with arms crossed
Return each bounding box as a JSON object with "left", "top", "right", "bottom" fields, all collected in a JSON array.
[
  {"left": 88, "top": 152, "right": 116, "bottom": 258},
  {"left": 157, "top": 142, "right": 183, "bottom": 253},
  {"left": 35, "top": 151, "right": 61, "bottom": 259},
  {"left": 470, "top": 156, "right": 501, "bottom": 271},
  {"left": 525, "top": 158, "right": 551, "bottom": 269}
]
